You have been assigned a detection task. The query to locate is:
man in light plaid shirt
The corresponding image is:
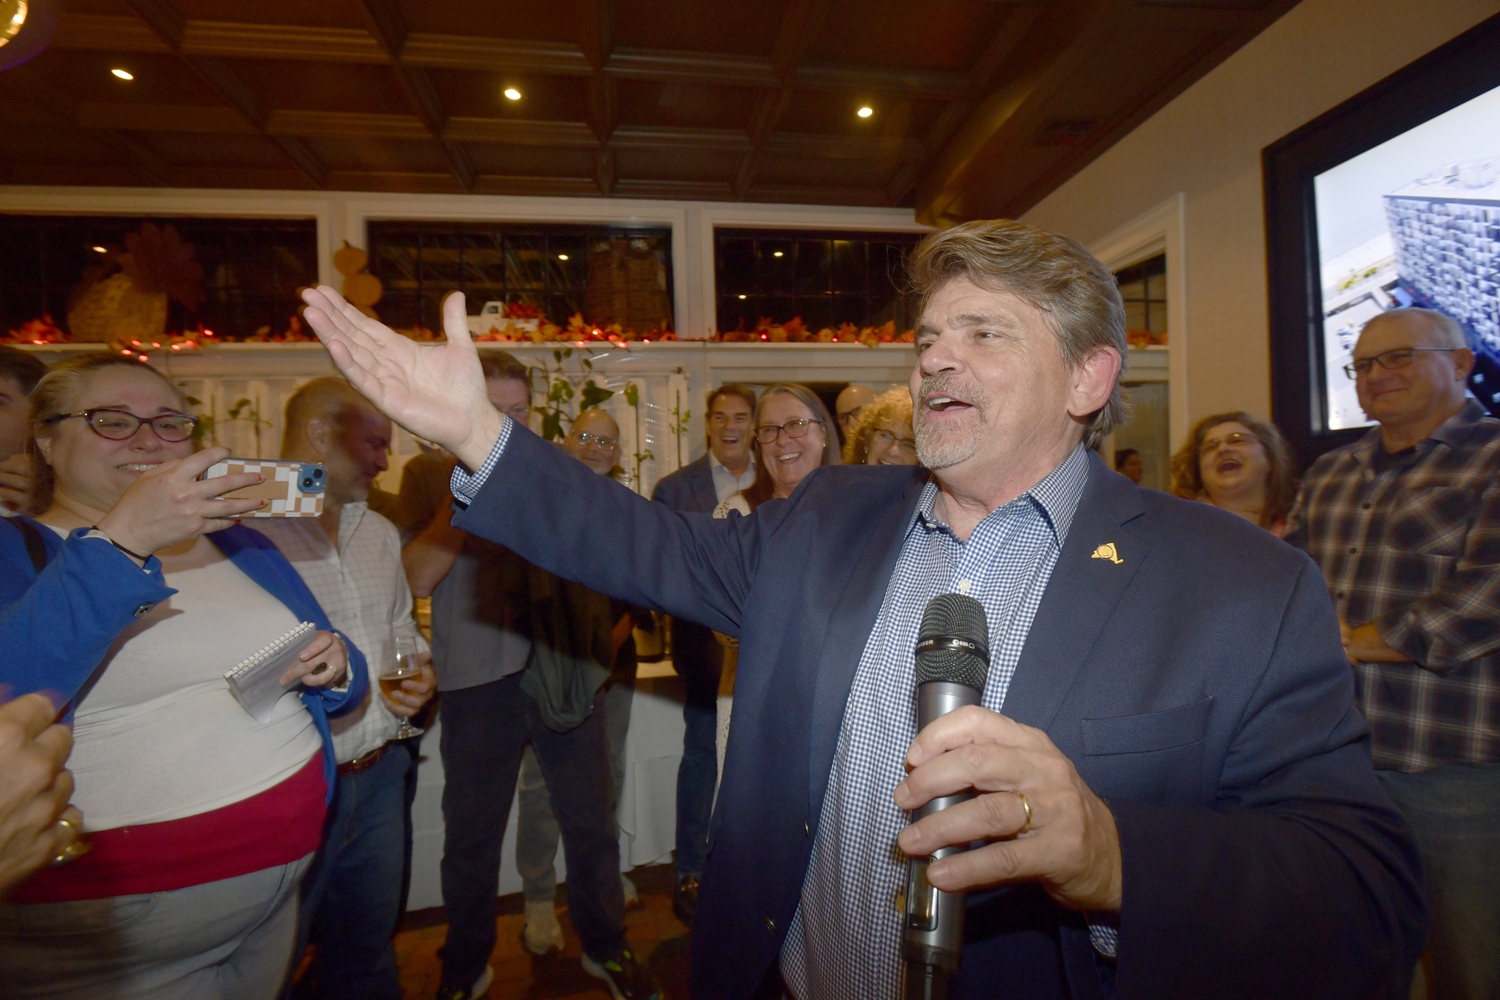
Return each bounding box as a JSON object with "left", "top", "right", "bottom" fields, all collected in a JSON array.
[{"left": 1286, "top": 307, "right": 1500, "bottom": 1000}]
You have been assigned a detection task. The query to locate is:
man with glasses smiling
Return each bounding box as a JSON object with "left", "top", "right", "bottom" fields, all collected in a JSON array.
[{"left": 1287, "top": 306, "right": 1500, "bottom": 1000}]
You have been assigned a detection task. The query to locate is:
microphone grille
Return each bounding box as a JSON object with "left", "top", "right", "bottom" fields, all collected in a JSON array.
[{"left": 914, "top": 593, "right": 989, "bottom": 691}]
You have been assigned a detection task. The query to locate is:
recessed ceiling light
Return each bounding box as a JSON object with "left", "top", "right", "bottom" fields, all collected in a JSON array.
[
  {"left": 504, "top": 87, "right": 522, "bottom": 101},
  {"left": 857, "top": 106, "right": 873, "bottom": 118},
  {"left": 557, "top": 253, "right": 569, "bottom": 261},
  {"left": 92, "top": 245, "right": 108, "bottom": 253},
  {"left": 772, "top": 251, "right": 784, "bottom": 257},
  {"left": 111, "top": 68, "right": 133, "bottom": 81},
  {"left": 737, "top": 294, "right": 747, "bottom": 300}
]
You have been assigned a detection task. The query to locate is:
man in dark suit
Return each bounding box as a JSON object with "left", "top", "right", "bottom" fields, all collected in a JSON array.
[
  {"left": 301, "top": 219, "right": 1424, "bottom": 1000},
  {"left": 650, "top": 382, "right": 758, "bottom": 923}
]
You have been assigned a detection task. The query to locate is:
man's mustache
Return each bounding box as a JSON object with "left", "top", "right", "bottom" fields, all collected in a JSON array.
[{"left": 914, "top": 372, "right": 989, "bottom": 418}]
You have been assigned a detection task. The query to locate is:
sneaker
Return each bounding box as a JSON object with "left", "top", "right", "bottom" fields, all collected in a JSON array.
[
  {"left": 621, "top": 872, "right": 641, "bottom": 910},
  {"left": 581, "top": 945, "right": 662, "bottom": 1000},
  {"left": 434, "top": 964, "right": 493, "bottom": 1000},
  {"left": 673, "top": 874, "right": 700, "bottom": 926},
  {"left": 523, "top": 900, "right": 565, "bottom": 956}
]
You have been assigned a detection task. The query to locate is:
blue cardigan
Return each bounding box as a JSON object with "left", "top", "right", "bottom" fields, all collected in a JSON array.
[{"left": 0, "top": 518, "right": 366, "bottom": 800}]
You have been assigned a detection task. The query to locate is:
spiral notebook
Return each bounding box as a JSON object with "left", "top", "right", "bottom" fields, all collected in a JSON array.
[{"left": 224, "top": 621, "right": 317, "bottom": 723}]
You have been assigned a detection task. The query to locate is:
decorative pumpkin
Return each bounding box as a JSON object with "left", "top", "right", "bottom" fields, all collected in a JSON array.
[
  {"left": 333, "top": 241, "right": 369, "bottom": 276},
  {"left": 334, "top": 241, "right": 382, "bottom": 319}
]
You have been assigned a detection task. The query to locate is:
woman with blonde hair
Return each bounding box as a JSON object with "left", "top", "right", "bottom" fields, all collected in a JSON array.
[
  {"left": 842, "top": 387, "right": 918, "bottom": 467},
  {"left": 1170, "top": 411, "right": 1297, "bottom": 537},
  {"left": 0, "top": 353, "right": 363, "bottom": 999}
]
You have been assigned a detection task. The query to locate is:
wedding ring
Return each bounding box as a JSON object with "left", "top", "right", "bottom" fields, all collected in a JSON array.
[
  {"left": 1009, "top": 790, "right": 1033, "bottom": 834},
  {"left": 51, "top": 817, "right": 92, "bottom": 865}
]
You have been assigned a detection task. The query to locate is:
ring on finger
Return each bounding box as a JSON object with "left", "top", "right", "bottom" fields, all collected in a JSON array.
[
  {"left": 51, "top": 818, "right": 92, "bottom": 865},
  {"left": 1007, "top": 790, "right": 1032, "bottom": 834}
]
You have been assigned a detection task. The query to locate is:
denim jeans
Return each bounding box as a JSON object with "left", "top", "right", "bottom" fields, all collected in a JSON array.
[
  {"left": 672, "top": 620, "right": 723, "bottom": 879},
  {"left": 0, "top": 854, "right": 310, "bottom": 999},
  {"left": 437, "top": 673, "right": 624, "bottom": 990},
  {"left": 517, "top": 674, "right": 635, "bottom": 903},
  {"left": 1377, "top": 764, "right": 1500, "bottom": 1000},
  {"left": 292, "top": 743, "right": 408, "bottom": 1000}
]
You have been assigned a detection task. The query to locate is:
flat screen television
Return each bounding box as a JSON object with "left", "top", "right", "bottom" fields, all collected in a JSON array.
[{"left": 1264, "top": 12, "right": 1500, "bottom": 465}]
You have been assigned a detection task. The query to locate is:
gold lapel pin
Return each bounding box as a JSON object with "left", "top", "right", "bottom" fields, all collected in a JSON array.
[{"left": 1091, "top": 542, "right": 1123, "bottom": 564}]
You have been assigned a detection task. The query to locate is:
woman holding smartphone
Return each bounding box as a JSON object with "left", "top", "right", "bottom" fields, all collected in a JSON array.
[{"left": 0, "top": 354, "right": 366, "bottom": 1000}]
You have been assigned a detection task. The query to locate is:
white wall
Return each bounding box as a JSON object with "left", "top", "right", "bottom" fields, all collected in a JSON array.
[{"left": 1022, "top": 0, "right": 1500, "bottom": 438}]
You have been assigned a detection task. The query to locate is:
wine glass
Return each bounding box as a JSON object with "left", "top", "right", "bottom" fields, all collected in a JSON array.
[{"left": 381, "top": 626, "right": 424, "bottom": 739}]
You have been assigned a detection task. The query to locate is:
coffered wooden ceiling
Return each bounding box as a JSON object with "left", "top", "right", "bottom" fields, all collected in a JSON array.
[{"left": 0, "top": 0, "right": 1298, "bottom": 222}]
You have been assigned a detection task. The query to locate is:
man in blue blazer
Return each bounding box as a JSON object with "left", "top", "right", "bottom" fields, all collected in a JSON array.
[
  {"left": 651, "top": 382, "right": 758, "bottom": 922},
  {"left": 301, "top": 219, "right": 1424, "bottom": 1000}
]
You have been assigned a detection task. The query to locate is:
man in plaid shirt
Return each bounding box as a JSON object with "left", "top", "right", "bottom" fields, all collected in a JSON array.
[{"left": 1286, "top": 307, "right": 1500, "bottom": 1000}]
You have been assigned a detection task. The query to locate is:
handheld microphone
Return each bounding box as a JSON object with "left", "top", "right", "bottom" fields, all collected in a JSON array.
[{"left": 903, "top": 593, "right": 989, "bottom": 1000}]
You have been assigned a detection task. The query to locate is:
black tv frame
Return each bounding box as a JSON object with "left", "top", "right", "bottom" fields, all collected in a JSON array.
[{"left": 1263, "top": 11, "right": 1500, "bottom": 467}]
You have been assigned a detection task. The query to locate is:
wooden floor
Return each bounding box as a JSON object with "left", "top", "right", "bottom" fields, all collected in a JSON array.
[{"left": 389, "top": 863, "right": 691, "bottom": 1000}]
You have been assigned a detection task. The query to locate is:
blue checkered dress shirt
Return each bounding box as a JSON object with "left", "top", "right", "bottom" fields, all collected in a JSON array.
[
  {"left": 778, "top": 445, "right": 1105, "bottom": 999},
  {"left": 452, "top": 424, "right": 1113, "bottom": 995}
]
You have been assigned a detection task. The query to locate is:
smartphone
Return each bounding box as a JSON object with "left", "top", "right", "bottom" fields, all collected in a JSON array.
[{"left": 203, "top": 459, "right": 326, "bottom": 517}]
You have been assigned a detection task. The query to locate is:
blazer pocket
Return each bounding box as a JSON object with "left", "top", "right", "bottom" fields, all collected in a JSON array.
[{"left": 1080, "top": 697, "right": 1214, "bottom": 756}]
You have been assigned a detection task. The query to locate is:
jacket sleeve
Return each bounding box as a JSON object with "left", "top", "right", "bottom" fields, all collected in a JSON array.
[
  {"left": 453, "top": 424, "right": 781, "bottom": 639},
  {"left": 0, "top": 526, "right": 174, "bottom": 707},
  {"left": 1108, "top": 560, "right": 1425, "bottom": 998}
]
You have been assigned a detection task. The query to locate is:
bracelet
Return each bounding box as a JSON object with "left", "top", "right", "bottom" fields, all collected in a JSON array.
[{"left": 91, "top": 527, "right": 152, "bottom": 563}]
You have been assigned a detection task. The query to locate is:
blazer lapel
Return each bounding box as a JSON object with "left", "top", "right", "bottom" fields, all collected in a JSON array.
[
  {"left": 807, "top": 471, "right": 927, "bottom": 819},
  {"left": 694, "top": 459, "right": 719, "bottom": 513},
  {"left": 1001, "top": 455, "right": 1148, "bottom": 732}
]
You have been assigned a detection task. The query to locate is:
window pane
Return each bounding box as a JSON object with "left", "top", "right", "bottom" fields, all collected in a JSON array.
[
  {"left": 717, "top": 238, "right": 756, "bottom": 295},
  {"left": 461, "top": 233, "right": 505, "bottom": 290},
  {"left": 794, "top": 240, "right": 831, "bottom": 294},
  {"left": 419, "top": 234, "right": 463, "bottom": 290},
  {"left": 832, "top": 295, "right": 869, "bottom": 326},
  {"left": 760, "top": 240, "right": 794, "bottom": 290},
  {"left": 830, "top": 240, "right": 865, "bottom": 292},
  {"left": 797, "top": 295, "right": 833, "bottom": 331},
  {"left": 1146, "top": 272, "right": 1167, "bottom": 301},
  {"left": 1117, "top": 278, "right": 1145, "bottom": 302},
  {"left": 0, "top": 214, "right": 316, "bottom": 339},
  {"left": 719, "top": 294, "right": 757, "bottom": 333},
  {"left": 505, "top": 233, "right": 546, "bottom": 291},
  {"left": 550, "top": 236, "right": 588, "bottom": 290},
  {"left": 1124, "top": 301, "right": 1147, "bottom": 331}
]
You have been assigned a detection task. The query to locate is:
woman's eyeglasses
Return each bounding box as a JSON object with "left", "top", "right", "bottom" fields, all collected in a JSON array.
[
  {"left": 44, "top": 408, "right": 199, "bottom": 442},
  {"left": 1199, "top": 431, "right": 1257, "bottom": 457},
  {"left": 871, "top": 428, "right": 918, "bottom": 457},
  {"left": 755, "top": 418, "right": 821, "bottom": 444}
]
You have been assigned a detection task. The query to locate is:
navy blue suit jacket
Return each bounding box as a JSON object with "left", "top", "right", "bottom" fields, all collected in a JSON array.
[
  {"left": 454, "top": 425, "right": 1424, "bottom": 999},
  {"left": 652, "top": 454, "right": 726, "bottom": 676},
  {"left": 652, "top": 453, "right": 720, "bottom": 514}
]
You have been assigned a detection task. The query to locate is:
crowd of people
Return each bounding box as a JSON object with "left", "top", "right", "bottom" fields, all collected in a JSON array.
[{"left": 0, "top": 216, "right": 1494, "bottom": 1000}]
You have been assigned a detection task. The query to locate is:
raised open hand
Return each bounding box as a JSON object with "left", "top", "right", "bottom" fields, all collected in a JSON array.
[{"left": 300, "top": 286, "right": 502, "bottom": 470}]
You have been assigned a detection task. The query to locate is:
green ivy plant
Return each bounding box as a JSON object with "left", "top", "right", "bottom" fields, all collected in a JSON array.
[
  {"left": 184, "top": 394, "right": 272, "bottom": 451},
  {"left": 528, "top": 347, "right": 616, "bottom": 442}
]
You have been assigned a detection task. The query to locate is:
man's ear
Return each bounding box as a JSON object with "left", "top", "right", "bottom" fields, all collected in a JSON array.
[
  {"left": 303, "top": 416, "right": 334, "bottom": 459},
  {"left": 1068, "top": 346, "right": 1121, "bottom": 421},
  {"left": 1453, "top": 348, "right": 1476, "bottom": 381}
]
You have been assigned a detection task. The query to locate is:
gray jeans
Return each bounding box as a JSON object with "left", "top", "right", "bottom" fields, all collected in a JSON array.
[
  {"left": 0, "top": 854, "right": 311, "bottom": 999},
  {"left": 517, "top": 676, "right": 634, "bottom": 903},
  {"left": 1377, "top": 763, "right": 1500, "bottom": 1000}
]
